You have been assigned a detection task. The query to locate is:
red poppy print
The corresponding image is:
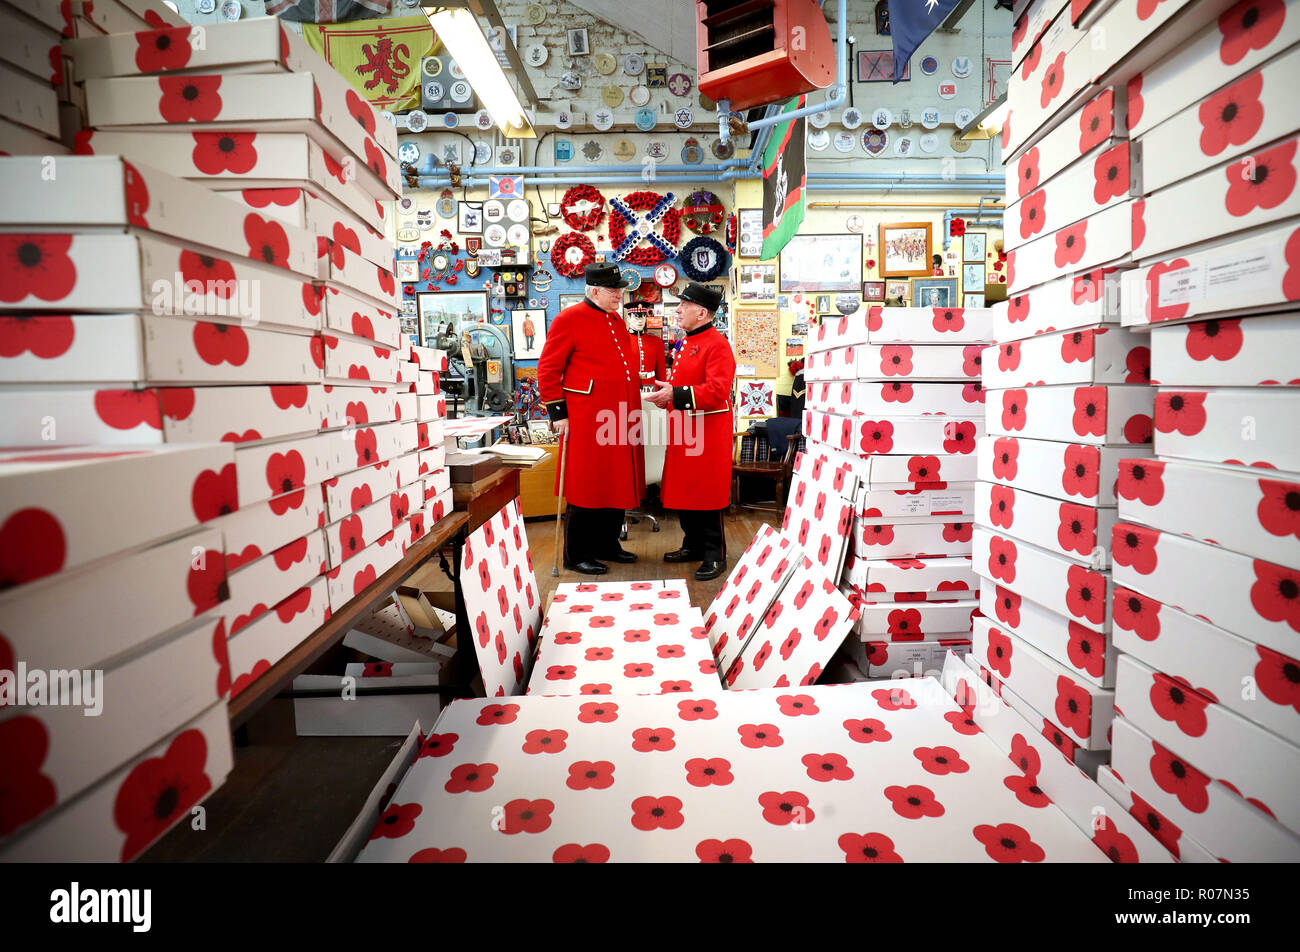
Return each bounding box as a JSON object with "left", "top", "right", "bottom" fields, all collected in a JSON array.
[
  {"left": 1004, "top": 772, "right": 1052, "bottom": 808},
  {"left": 738, "top": 723, "right": 782, "bottom": 748},
  {"left": 986, "top": 628, "right": 1013, "bottom": 679},
  {"left": 364, "top": 138, "right": 388, "bottom": 182},
  {"left": 134, "top": 26, "right": 193, "bottom": 71},
  {"left": 1149, "top": 671, "right": 1214, "bottom": 737},
  {"left": 759, "top": 790, "right": 814, "bottom": 826},
  {"left": 1093, "top": 142, "right": 1130, "bottom": 205},
  {"left": 946, "top": 707, "right": 981, "bottom": 735},
  {"left": 677, "top": 698, "right": 718, "bottom": 721},
  {"left": 0, "top": 235, "right": 76, "bottom": 304},
  {"left": 1257, "top": 478, "right": 1300, "bottom": 541},
  {"left": 624, "top": 662, "right": 654, "bottom": 679},
  {"left": 872, "top": 686, "right": 916, "bottom": 711},
  {"left": 1199, "top": 71, "right": 1265, "bottom": 158},
  {"left": 1054, "top": 220, "right": 1088, "bottom": 268},
  {"left": 1070, "top": 387, "right": 1105, "bottom": 438},
  {"left": 1051, "top": 676, "right": 1092, "bottom": 739},
  {"left": 1040, "top": 52, "right": 1066, "bottom": 109},
  {"left": 1186, "top": 318, "right": 1245, "bottom": 362},
  {"left": 1016, "top": 147, "right": 1040, "bottom": 199},
  {"left": 884, "top": 607, "right": 922, "bottom": 642},
  {"left": 860, "top": 421, "right": 895, "bottom": 455},
  {"left": 988, "top": 535, "right": 1018, "bottom": 584},
  {"left": 1078, "top": 89, "right": 1114, "bottom": 153},
  {"left": 1057, "top": 503, "right": 1096, "bottom": 556},
  {"left": 1061, "top": 330, "right": 1095, "bottom": 365},
  {"left": 444, "top": 762, "right": 497, "bottom": 794},
  {"left": 1218, "top": 0, "right": 1286, "bottom": 66},
  {"left": 1149, "top": 739, "right": 1211, "bottom": 813},
  {"left": 0, "top": 716, "right": 57, "bottom": 836},
  {"left": 881, "top": 381, "right": 914, "bottom": 404},
  {"left": 566, "top": 760, "right": 615, "bottom": 791},
  {"left": 1112, "top": 588, "right": 1160, "bottom": 643},
  {"left": 1063, "top": 564, "right": 1104, "bottom": 626},
  {"left": 551, "top": 843, "right": 609, "bottom": 863},
  {"left": 416, "top": 731, "right": 459, "bottom": 760},
  {"left": 880, "top": 344, "right": 913, "bottom": 376},
  {"left": 191, "top": 131, "right": 258, "bottom": 175},
  {"left": 988, "top": 485, "right": 1015, "bottom": 530},
  {"left": 914, "top": 745, "right": 969, "bottom": 776},
  {"left": 973, "top": 822, "right": 1046, "bottom": 862},
  {"left": 885, "top": 784, "right": 944, "bottom": 820},
  {"left": 157, "top": 75, "right": 223, "bottom": 123},
  {"left": 1224, "top": 140, "right": 1296, "bottom": 217},
  {"left": 1019, "top": 190, "right": 1047, "bottom": 240},
  {"left": 1060, "top": 622, "right": 1104, "bottom": 679},
  {"left": 1091, "top": 820, "right": 1140, "bottom": 863},
  {"left": 475, "top": 703, "right": 519, "bottom": 726},
  {"left": 943, "top": 420, "right": 976, "bottom": 455},
  {"left": 630, "top": 727, "right": 675, "bottom": 752},
  {"left": 843, "top": 717, "right": 891, "bottom": 745},
  {"left": 1020, "top": 38, "right": 1041, "bottom": 80},
  {"left": 0, "top": 315, "right": 76, "bottom": 359},
  {"left": 992, "top": 438, "right": 1019, "bottom": 481},
  {"left": 932, "top": 307, "right": 965, "bottom": 333},
  {"left": 988, "top": 588, "right": 1019, "bottom": 631},
  {"left": 1112, "top": 521, "right": 1160, "bottom": 575},
  {"left": 776, "top": 694, "right": 819, "bottom": 716},
  {"left": 114, "top": 729, "right": 213, "bottom": 860},
  {"left": 684, "top": 757, "right": 734, "bottom": 788},
  {"left": 696, "top": 838, "right": 753, "bottom": 863},
  {"left": 962, "top": 344, "right": 984, "bottom": 376},
  {"left": 630, "top": 795, "right": 684, "bottom": 831},
  {"left": 1001, "top": 389, "right": 1028, "bottom": 432},
  {"left": 1009, "top": 733, "right": 1041, "bottom": 779},
  {"left": 998, "top": 341, "right": 1021, "bottom": 372},
  {"left": 243, "top": 213, "right": 290, "bottom": 269},
  {"left": 1253, "top": 643, "right": 1300, "bottom": 713},
  {"left": 1154, "top": 391, "right": 1208, "bottom": 437},
  {"left": 1250, "top": 559, "right": 1300, "bottom": 632},
  {"left": 500, "top": 797, "right": 554, "bottom": 834},
  {"left": 839, "top": 831, "right": 903, "bottom": 863}
]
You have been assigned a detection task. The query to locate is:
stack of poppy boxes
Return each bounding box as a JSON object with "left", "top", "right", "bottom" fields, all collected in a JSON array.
[{"left": 802, "top": 305, "right": 990, "bottom": 680}]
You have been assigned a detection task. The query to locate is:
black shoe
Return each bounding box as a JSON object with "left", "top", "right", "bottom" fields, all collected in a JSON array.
[
  {"left": 694, "top": 560, "right": 725, "bottom": 581},
  {"left": 602, "top": 548, "right": 637, "bottom": 563},
  {"left": 663, "top": 548, "right": 702, "bottom": 563},
  {"left": 564, "top": 560, "right": 609, "bottom": 575}
]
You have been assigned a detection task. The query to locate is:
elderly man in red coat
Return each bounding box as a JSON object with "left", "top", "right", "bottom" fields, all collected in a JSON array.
[
  {"left": 647, "top": 282, "right": 735, "bottom": 581},
  {"left": 539, "top": 263, "right": 646, "bottom": 575}
]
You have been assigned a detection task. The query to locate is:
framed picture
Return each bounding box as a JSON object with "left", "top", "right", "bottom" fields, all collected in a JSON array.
[
  {"left": 567, "top": 28, "right": 589, "bottom": 56},
  {"left": 815, "top": 293, "right": 832, "bottom": 313},
  {"left": 879, "top": 222, "right": 933, "bottom": 277},
  {"left": 458, "top": 203, "right": 483, "bottom": 234},
  {"left": 778, "top": 233, "right": 862, "bottom": 292},
  {"left": 911, "top": 277, "right": 959, "bottom": 309},
  {"left": 777, "top": 293, "right": 791, "bottom": 310},
  {"left": 558, "top": 293, "right": 585, "bottom": 312},
  {"left": 739, "top": 263, "right": 777, "bottom": 302},
  {"left": 964, "top": 293, "right": 986, "bottom": 308},
  {"left": 963, "top": 232, "right": 987, "bottom": 263},
  {"left": 858, "top": 49, "right": 909, "bottom": 82},
  {"left": 511, "top": 308, "right": 546, "bottom": 359},
  {"left": 885, "top": 280, "right": 910, "bottom": 303},
  {"left": 417, "top": 290, "right": 489, "bottom": 346},
  {"left": 963, "top": 264, "right": 986, "bottom": 291},
  {"left": 863, "top": 280, "right": 885, "bottom": 302},
  {"left": 466, "top": 236, "right": 482, "bottom": 255},
  {"left": 737, "top": 208, "right": 764, "bottom": 258},
  {"left": 527, "top": 419, "right": 553, "bottom": 444},
  {"left": 396, "top": 259, "right": 420, "bottom": 282}
]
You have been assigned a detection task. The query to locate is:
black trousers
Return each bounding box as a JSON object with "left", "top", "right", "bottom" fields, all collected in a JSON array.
[
  {"left": 677, "top": 508, "right": 727, "bottom": 562},
  {"left": 565, "top": 505, "right": 625, "bottom": 564}
]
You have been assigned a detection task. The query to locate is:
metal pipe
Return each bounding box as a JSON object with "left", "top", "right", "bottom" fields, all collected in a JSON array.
[
  {"left": 417, "top": 159, "right": 750, "bottom": 175},
  {"left": 739, "top": 0, "right": 849, "bottom": 137}
]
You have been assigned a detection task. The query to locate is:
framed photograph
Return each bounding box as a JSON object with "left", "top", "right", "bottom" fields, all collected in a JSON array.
[
  {"left": 863, "top": 280, "right": 885, "bottom": 302},
  {"left": 777, "top": 293, "right": 791, "bottom": 310},
  {"left": 558, "top": 293, "right": 585, "bottom": 312},
  {"left": 396, "top": 259, "right": 420, "bottom": 282},
  {"left": 527, "top": 419, "right": 553, "bottom": 444},
  {"left": 567, "top": 28, "right": 589, "bottom": 56},
  {"left": 778, "top": 233, "right": 862, "bottom": 292},
  {"left": 964, "top": 293, "right": 986, "bottom": 308},
  {"left": 879, "top": 222, "right": 933, "bottom": 277},
  {"left": 511, "top": 308, "right": 545, "bottom": 359},
  {"left": 911, "top": 277, "right": 959, "bottom": 310},
  {"left": 815, "top": 293, "right": 832, "bottom": 313},
  {"left": 458, "top": 203, "right": 483, "bottom": 234},
  {"left": 858, "top": 49, "right": 909, "bottom": 82},
  {"left": 739, "top": 263, "right": 777, "bottom": 302},
  {"left": 885, "top": 280, "right": 910, "bottom": 303},
  {"left": 962, "top": 263, "right": 986, "bottom": 292},
  {"left": 963, "top": 232, "right": 987, "bottom": 263},
  {"left": 417, "top": 290, "right": 489, "bottom": 346},
  {"left": 737, "top": 208, "right": 764, "bottom": 258}
]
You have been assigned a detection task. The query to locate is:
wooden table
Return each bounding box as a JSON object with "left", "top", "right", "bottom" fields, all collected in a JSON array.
[
  {"left": 451, "top": 465, "right": 521, "bottom": 533},
  {"left": 518, "top": 443, "right": 565, "bottom": 518}
]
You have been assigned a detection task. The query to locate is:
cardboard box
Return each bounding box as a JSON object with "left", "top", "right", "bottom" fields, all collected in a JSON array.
[
  {"left": 1112, "top": 585, "right": 1300, "bottom": 743},
  {"left": 320, "top": 332, "right": 400, "bottom": 384},
  {"left": 1007, "top": 87, "right": 1126, "bottom": 200},
  {"left": 417, "top": 418, "right": 446, "bottom": 450},
  {"left": 1121, "top": 219, "right": 1300, "bottom": 327},
  {"left": 0, "top": 701, "right": 232, "bottom": 862},
  {"left": 1006, "top": 200, "right": 1132, "bottom": 297},
  {"left": 1110, "top": 715, "right": 1300, "bottom": 862},
  {"left": 407, "top": 343, "right": 448, "bottom": 370},
  {"left": 986, "top": 384, "right": 1154, "bottom": 445},
  {"left": 423, "top": 467, "right": 452, "bottom": 502},
  {"left": 324, "top": 489, "right": 411, "bottom": 568},
  {"left": 411, "top": 370, "right": 436, "bottom": 396},
  {"left": 322, "top": 460, "right": 404, "bottom": 523},
  {"left": 973, "top": 528, "right": 1113, "bottom": 632},
  {"left": 1006, "top": 141, "right": 1133, "bottom": 252},
  {"left": 320, "top": 383, "right": 397, "bottom": 429},
  {"left": 842, "top": 553, "right": 979, "bottom": 597},
  {"left": 976, "top": 480, "right": 1118, "bottom": 568},
  {"left": 213, "top": 482, "right": 324, "bottom": 573},
  {"left": 344, "top": 602, "right": 457, "bottom": 663},
  {"left": 810, "top": 306, "right": 994, "bottom": 350},
  {"left": 1154, "top": 387, "right": 1300, "bottom": 470},
  {"left": 0, "top": 527, "right": 225, "bottom": 674},
  {"left": 0, "top": 114, "right": 67, "bottom": 155},
  {"left": 811, "top": 342, "right": 983, "bottom": 382},
  {"left": 234, "top": 433, "right": 334, "bottom": 507},
  {"left": 1116, "top": 456, "right": 1300, "bottom": 569},
  {"left": 974, "top": 617, "right": 1114, "bottom": 749},
  {"left": 0, "top": 442, "right": 234, "bottom": 588},
  {"left": 992, "top": 267, "right": 1121, "bottom": 342},
  {"left": 855, "top": 599, "right": 978, "bottom": 640},
  {"left": 328, "top": 421, "right": 418, "bottom": 476},
  {"left": 323, "top": 285, "right": 400, "bottom": 349},
  {"left": 809, "top": 380, "right": 985, "bottom": 416},
  {"left": 705, "top": 525, "right": 801, "bottom": 677},
  {"left": 226, "top": 574, "right": 327, "bottom": 699},
  {"left": 325, "top": 244, "right": 399, "bottom": 313},
  {"left": 1081, "top": 0, "right": 1228, "bottom": 81},
  {"left": 0, "top": 60, "right": 59, "bottom": 138},
  {"left": 980, "top": 583, "right": 1116, "bottom": 687},
  {"left": 0, "top": 3, "right": 61, "bottom": 83},
  {"left": 1111, "top": 520, "right": 1299, "bottom": 658},
  {"left": 782, "top": 465, "right": 857, "bottom": 579},
  {"left": 857, "top": 484, "right": 974, "bottom": 519},
  {"left": 852, "top": 518, "right": 977, "bottom": 560},
  {"left": 1095, "top": 764, "right": 1219, "bottom": 863},
  {"left": 1003, "top": 23, "right": 1094, "bottom": 158},
  {"left": 232, "top": 185, "right": 392, "bottom": 270},
  {"left": 417, "top": 446, "right": 448, "bottom": 477},
  {"left": 1150, "top": 312, "right": 1300, "bottom": 387},
  {"left": 292, "top": 672, "right": 442, "bottom": 736},
  {"left": 804, "top": 410, "right": 983, "bottom": 457},
  {"left": 854, "top": 638, "right": 971, "bottom": 679},
  {"left": 977, "top": 436, "right": 1150, "bottom": 505},
  {"left": 982, "top": 326, "right": 1150, "bottom": 389},
  {"left": 393, "top": 392, "right": 417, "bottom": 423},
  {"left": 224, "top": 528, "right": 325, "bottom": 634},
  {"left": 1010, "top": 0, "right": 1070, "bottom": 73}
]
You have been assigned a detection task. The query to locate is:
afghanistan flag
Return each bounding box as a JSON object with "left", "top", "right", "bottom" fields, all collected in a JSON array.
[
  {"left": 760, "top": 95, "right": 806, "bottom": 261},
  {"left": 891, "top": 0, "right": 963, "bottom": 82},
  {"left": 302, "top": 15, "right": 437, "bottom": 112}
]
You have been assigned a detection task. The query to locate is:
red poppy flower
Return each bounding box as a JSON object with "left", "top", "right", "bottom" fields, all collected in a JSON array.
[
  {"left": 1250, "top": 559, "right": 1300, "bottom": 631},
  {"left": 1020, "top": 38, "right": 1042, "bottom": 80},
  {"left": 1018, "top": 190, "right": 1047, "bottom": 241},
  {"left": 1016, "top": 147, "right": 1040, "bottom": 199},
  {"left": 986, "top": 628, "right": 1013, "bottom": 679},
  {"left": 1006, "top": 248, "right": 1016, "bottom": 285},
  {"left": 879, "top": 344, "right": 913, "bottom": 376},
  {"left": 579, "top": 683, "right": 611, "bottom": 695},
  {"left": 932, "top": 307, "right": 966, "bottom": 333},
  {"left": 0, "top": 234, "right": 77, "bottom": 304},
  {"left": 860, "top": 420, "right": 895, "bottom": 454},
  {"left": 1148, "top": 671, "right": 1214, "bottom": 738},
  {"left": 1052, "top": 444, "right": 1096, "bottom": 500},
  {"left": 988, "top": 535, "right": 1018, "bottom": 584},
  {"left": 885, "top": 607, "right": 922, "bottom": 642},
  {"left": 991, "top": 437, "right": 1019, "bottom": 481},
  {"left": 752, "top": 790, "right": 815, "bottom": 827},
  {"left": 0, "top": 314, "right": 76, "bottom": 359},
  {"left": 945, "top": 708, "right": 981, "bottom": 735},
  {"left": 344, "top": 87, "right": 376, "bottom": 135},
  {"left": 678, "top": 698, "right": 718, "bottom": 721},
  {"left": 776, "top": 694, "right": 819, "bottom": 716},
  {"left": 411, "top": 731, "right": 459, "bottom": 761},
  {"left": 885, "top": 784, "right": 944, "bottom": 819},
  {"left": 624, "top": 661, "right": 656, "bottom": 679},
  {"left": 943, "top": 523, "right": 974, "bottom": 545},
  {"left": 880, "top": 381, "right": 914, "bottom": 405},
  {"left": 545, "top": 665, "right": 578, "bottom": 682},
  {"left": 695, "top": 838, "right": 753, "bottom": 863},
  {"left": 1199, "top": 71, "right": 1265, "bottom": 158},
  {"left": 0, "top": 715, "right": 57, "bottom": 836},
  {"left": 630, "top": 795, "right": 684, "bottom": 831},
  {"left": 1093, "top": 142, "right": 1131, "bottom": 206},
  {"left": 988, "top": 484, "right": 1015, "bottom": 530},
  {"left": 1040, "top": 51, "right": 1067, "bottom": 109},
  {"left": 551, "top": 843, "right": 609, "bottom": 863},
  {"left": 1001, "top": 389, "right": 1028, "bottom": 432},
  {"left": 1004, "top": 771, "right": 1052, "bottom": 808},
  {"left": 1054, "top": 220, "right": 1088, "bottom": 268},
  {"left": 943, "top": 420, "right": 976, "bottom": 455},
  {"left": 1063, "top": 564, "right": 1105, "bottom": 626},
  {"left": 114, "top": 728, "right": 214, "bottom": 860},
  {"left": 631, "top": 727, "right": 676, "bottom": 752},
  {"left": 444, "top": 762, "right": 497, "bottom": 794},
  {"left": 843, "top": 717, "right": 892, "bottom": 745},
  {"left": 682, "top": 756, "right": 733, "bottom": 787},
  {"left": 1148, "top": 739, "right": 1211, "bottom": 813},
  {"left": 1256, "top": 478, "right": 1300, "bottom": 541},
  {"left": 1154, "top": 391, "right": 1208, "bottom": 437},
  {"left": 1186, "top": 317, "right": 1246, "bottom": 363},
  {"left": 1224, "top": 140, "right": 1296, "bottom": 217},
  {"left": 1253, "top": 643, "right": 1300, "bottom": 713},
  {"left": 1112, "top": 588, "right": 1160, "bottom": 644},
  {"left": 872, "top": 686, "right": 916, "bottom": 711},
  {"left": 501, "top": 797, "right": 554, "bottom": 834},
  {"left": 1066, "top": 387, "right": 1104, "bottom": 438},
  {"left": 1058, "top": 623, "right": 1103, "bottom": 681},
  {"left": 1120, "top": 347, "right": 1151, "bottom": 388},
  {"left": 157, "top": 74, "right": 223, "bottom": 123},
  {"left": 243, "top": 213, "right": 290, "bottom": 269},
  {"left": 405, "top": 846, "right": 467, "bottom": 863},
  {"left": 1057, "top": 503, "right": 1096, "bottom": 556},
  {"left": 1059, "top": 330, "right": 1094, "bottom": 365},
  {"left": 839, "top": 831, "right": 904, "bottom": 863},
  {"left": 1112, "top": 521, "right": 1160, "bottom": 576},
  {"left": 984, "top": 589, "right": 1016, "bottom": 633},
  {"left": 1004, "top": 733, "right": 1040, "bottom": 780},
  {"left": 996, "top": 342, "right": 1021, "bottom": 374},
  {"left": 134, "top": 26, "right": 193, "bottom": 71},
  {"left": 1122, "top": 789, "right": 1182, "bottom": 858},
  {"left": 364, "top": 138, "right": 388, "bottom": 182},
  {"left": 1218, "top": 0, "right": 1286, "bottom": 66},
  {"left": 1051, "top": 676, "right": 1092, "bottom": 740},
  {"left": 914, "top": 745, "right": 969, "bottom": 776},
  {"left": 974, "top": 822, "right": 1046, "bottom": 862},
  {"left": 1078, "top": 89, "right": 1114, "bottom": 153},
  {"left": 737, "top": 722, "right": 783, "bottom": 748},
  {"left": 475, "top": 703, "right": 519, "bottom": 726},
  {"left": 960, "top": 347, "right": 984, "bottom": 382},
  {"left": 566, "top": 760, "right": 616, "bottom": 791},
  {"left": 191, "top": 131, "right": 258, "bottom": 175}
]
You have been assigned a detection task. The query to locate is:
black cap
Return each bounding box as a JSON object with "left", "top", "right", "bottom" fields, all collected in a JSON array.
[
  {"left": 680, "top": 282, "right": 723, "bottom": 312},
  {"left": 584, "top": 262, "right": 628, "bottom": 288}
]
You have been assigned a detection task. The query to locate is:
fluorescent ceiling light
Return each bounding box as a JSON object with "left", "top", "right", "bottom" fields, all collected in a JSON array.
[
  {"left": 959, "top": 95, "right": 1008, "bottom": 141},
  {"left": 425, "top": 7, "right": 535, "bottom": 138}
]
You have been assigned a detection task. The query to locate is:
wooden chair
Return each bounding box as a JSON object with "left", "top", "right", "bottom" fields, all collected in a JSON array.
[{"left": 731, "top": 431, "right": 801, "bottom": 513}]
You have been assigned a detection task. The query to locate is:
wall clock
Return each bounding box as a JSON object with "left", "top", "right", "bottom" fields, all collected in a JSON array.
[{"left": 654, "top": 262, "right": 678, "bottom": 287}]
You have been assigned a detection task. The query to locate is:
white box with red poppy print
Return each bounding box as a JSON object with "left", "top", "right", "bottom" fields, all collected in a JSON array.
[
  {"left": 292, "top": 672, "right": 443, "bottom": 736},
  {"left": 320, "top": 384, "right": 397, "bottom": 430},
  {"left": 137, "top": 314, "right": 321, "bottom": 384},
  {"left": 1006, "top": 141, "right": 1134, "bottom": 253},
  {"left": 322, "top": 460, "right": 405, "bottom": 523},
  {"left": 852, "top": 519, "right": 978, "bottom": 560},
  {"left": 813, "top": 306, "right": 994, "bottom": 347},
  {"left": 417, "top": 446, "right": 447, "bottom": 478},
  {"left": 854, "top": 599, "right": 979, "bottom": 640},
  {"left": 853, "top": 638, "right": 971, "bottom": 679},
  {"left": 798, "top": 441, "right": 980, "bottom": 486},
  {"left": 804, "top": 410, "right": 984, "bottom": 457},
  {"left": 1006, "top": 87, "right": 1127, "bottom": 200},
  {"left": 1003, "top": 24, "right": 1094, "bottom": 158},
  {"left": 0, "top": 700, "right": 233, "bottom": 863},
  {"left": 993, "top": 268, "right": 1121, "bottom": 342},
  {"left": 0, "top": 612, "right": 226, "bottom": 844},
  {"left": 162, "top": 383, "right": 324, "bottom": 443},
  {"left": 1133, "top": 136, "right": 1300, "bottom": 261},
  {"left": 223, "top": 528, "right": 325, "bottom": 636},
  {"left": 213, "top": 481, "right": 323, "bottom": 574},
  {"left": 232, "top": 186, "right": 393, "bottom": 270},
  {"left": 1150, "top": 311, "right": 1300, "bottom": 386},
  {"left": 705, "top": 525, "right": 800, "bottom": 677},
  {"left": 980, "top": 582, "right": 1117, "bottom": 687},
  {"left": 815, "top": 342, "right": 984, "bottom": 381},
  {"left": 324, "top": 245, "right": 399, "bottom": 313},
  {"left": 1095, "top": 764, "right": 1221, "bottom": 863},
  {"left": 319, "top": 332, "right": 399, "bottom": 385},
  {"left": 1121, "top": 219, "right": 1300, "bottom": 327},
  {"left": 0, "top": 526, "right": 227, "bottom": 677},
  {"left": 974, "top": 617, "right": 1114, "bottom": 749},
  {"left": 409, "top": 344, "right": 449, "bottom": 372},
  {"left": 842, "top": 554, "right": 979, "bottom": 599},
  {"left": 1111, "top": 519, "right": 1300, "bottom": 657},
  {"left": 227, "top": 574, "right": 328, "bottom": 700},
  {"left": 982, "top": 326, "right": 1150, "bottom": 389},
  {"left": 987, "top": 384, "right": 1154, "bottom": 445},
  {"left": 423, "top": 468, "right": 451, "bottom": 503},
  {"left": 856, "top": 484, "right": 974, "bottom": 519},
  {"left": 328, "top": 422, "right": 418, "bottom": 477},
  {"left": 0, "top": 442, "right": 233, "bottom": 589},
  {"left": 974, "top": 528, "right": 1114, "bottom": 632},
  {"left": 1010, "top": 0, "right": 1070, "bottom": 74},
  {"left": 393, "top": 392, "right": 417, "bottom": 424},
  {"left": 0, "top": 4, "right": 61, "bottom": 84},
  {"left": 1007, "top": 201, "right": 1132, "bottom": 296},
  {"left": 976, "top": 480, "right": 1119, "bottom": 568},
  {"left": 416, "top": 394, "right": 446, "bottom": 422},
  {"left": 322, "top": 285, "right": 400, "bottom": 349},
  {"left": 810, "top": 380, "right": 985, "bottom": 416},
  {"left": 410, "top": 370, "right": 435, "bottom": 396},
  {"left": 978, "top": 436, "right": 1151, "bottom": 506},
  {"left": 1116, "top": 457, "right": 1300, "bottom": 568},
  {"left": 0, "top": 60, "right": 59, "bottom": 138},
  {"left": 234, "top": 432, "right": 334, "bottom": 507},
  {"left": 1110, "top": 715, "right": 1300, "bottom": 861},
  {"left": 324, "top": 489, "right": 415, "bottom": 569},
  {"left": 0, "top": 115, "right": 68, "bottom": 156},
  {"left": 0, "top": 155, "right": 318, "bottom": 277},
  {"left": 1154, "top": 386, "right": 1300, "bottom": 470},
  {"left": 416, "top": 419, "right": 446, "bottom": 451},
  {"left": 1112, "top": 584, "right": 1300, "bottom": 742}
]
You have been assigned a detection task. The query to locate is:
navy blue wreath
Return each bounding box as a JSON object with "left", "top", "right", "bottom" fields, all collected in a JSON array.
[{"left": 678, "top": 236, "right": 729, "bottom": 282}]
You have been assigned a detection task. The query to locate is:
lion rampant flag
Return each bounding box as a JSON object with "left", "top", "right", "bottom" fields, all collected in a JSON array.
[{"left": 302, "top": 15, "right": 438, "bottom": 112}]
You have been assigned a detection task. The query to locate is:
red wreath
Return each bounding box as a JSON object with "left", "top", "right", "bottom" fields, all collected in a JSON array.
[
  {"left": 681, "top": 190, "right": 725, "bottom": 235},
  {"left": 560, "top": 185, "right": 605, "bottom": 231},
  {"left": 607, "top": 191, "right": 682, "bottom": 266},
  {"left": 551, "top": 232, "right": 596, "bottom": 278},
  {"left": 950, "top": 217, "right": 967, "bottom": 237}
]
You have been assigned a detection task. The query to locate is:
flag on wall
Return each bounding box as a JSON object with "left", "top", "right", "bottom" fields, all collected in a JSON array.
[
  {"left": 890, "top": 0, "right": 963, "bottom": 82},
  {"left": 489, "top": 176, "right": 524, "bottom": 200},
  {"left": 760, "top": 96, "right": 806, "bottom": 261},
  {"left": 266, "top": 0, "right": 392, "bottom": 23},
  {"left": 302, "top": 15, "right": 437, "bottom": 112}
]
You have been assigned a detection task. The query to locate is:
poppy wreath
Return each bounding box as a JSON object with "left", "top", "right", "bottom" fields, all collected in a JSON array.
[
  {"left": 725, "top": 212, "right": 737, "bottom": 253},
  {"left": 607, "top": 191, "right": 682, "bottom": 266},
  {"left": 559, "top": 184, "right": 605, "bottom": 231},
  {"left": 950, "top": 216, "right": 967, "bottom": 237},
  {"left": 550, "top": 231, "right": 596, "bottom": 278},
  {"left": 681, "top": 190, "right": 725, "bottom": 234},
  {"left": 679, "top": 236, "right": 729, "bottom": 282}
]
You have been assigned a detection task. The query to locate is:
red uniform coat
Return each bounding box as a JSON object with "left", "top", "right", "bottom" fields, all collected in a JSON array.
[
  {"left": 538, "top": 298, "right": 646, "bottom": 509},
  {"left": 662, "top": 324, "right": 735, "bottom": 511},
  {"left": 631, "top": 331, "right": 666, "bottom": 388}
]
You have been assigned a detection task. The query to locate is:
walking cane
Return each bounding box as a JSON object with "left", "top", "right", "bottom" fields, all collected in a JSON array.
[{"left": 552, "top": 432, "right": 570, "bottom": 577}]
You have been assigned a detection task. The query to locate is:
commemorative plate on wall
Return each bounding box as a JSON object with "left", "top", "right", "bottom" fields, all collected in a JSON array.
[
  {"left": 921, "top": 107, "right": 941, "bottom": 129},
  {"left": 681, "top": 138, "right": 703, "bottom": 164},
  {"left": 623, "top": 53, "right": 645, "bottom": 75},
  {"left": 674, "top": 107, "right": 693, "bottom": 129},
  {"left": 893, "top": 135, "right": 915, "bottom": 156},
  {"left": 711, "top": 138, "right": 733, "bottom": 159},
  {"left": 634, "top": 107, "right": 656, "bottom": 131},
  {"left": 862, "top": 129, "right": 888, "bottom": 155},
  {"left": 484, "top": 223, "right": 507, "bottom": 246},
  {"left": 953, "top": 107, "right": 975, "bottom": 130},
  {"left": 629, "top": 85, "right": 650, "bottom": 106},
  {"left": 646, "top": 140, "right": 669, "bottom": 159},
  {"left": 621, "top": 268, "right": 642, "bottom": 290},
  {"left": 398, "top": 141, "right": 420, "bottom": 164},
  {"left": 592, "top": 107, "right": 614, "bottom": 131},
  {"left": 809, "top": 110, "right": 830, "bottom": 129},
  {"left": 483, "top": 200, "right": 505, "bottom": 223},
  {"left": 613, "top": 138, "right": 636, "bottom": 161},
  {"left": 871, "top": 107, "right": 892, "bottom": 130},
  {"left": 950, "top": 131, "right": 972, "bottom": 153},
  {"left": 524, "top": 44, "right": 548, "bottom": 67},
  {"left": 919, "top": 132, "right": 939, "bottom": 153},
  {"left": 506, "top": 198, "right": 530, "bottom": 222},
  {"left": 594, "top": 53, "right": 617, "bottom": 75},
  {"left": 833, "top": 130, "right": 855, "bottom": 152},
  {"left": 603, "top": 85, "right": 624, "bottom": 107},
  {"left": 475, "top": 110, "right": 493, "bottom": 130},
  {"left": 807, "top": 129, "right": 830, "bottom": 151},
  {"left": 841, "top": 107, "right": 863, "bottom": 129}
]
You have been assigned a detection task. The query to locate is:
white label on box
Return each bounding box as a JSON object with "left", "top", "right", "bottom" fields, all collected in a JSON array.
[
  {"left": 897, "top": 496, "right": 929, "bottom": 516},
  {"left": 1205, "top": 249, "right": 1275, "bottom": 297},
  {"left": 1155, "top": 262, "right": 1204, "bottom": 309},
  {"left": 930, "top": 493, "right": 965, "bottom": 513}
]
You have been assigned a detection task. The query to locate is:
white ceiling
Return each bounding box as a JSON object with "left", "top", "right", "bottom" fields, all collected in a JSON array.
[{"left": 565, "top": 0, "right": 700, "bottom": 68}]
